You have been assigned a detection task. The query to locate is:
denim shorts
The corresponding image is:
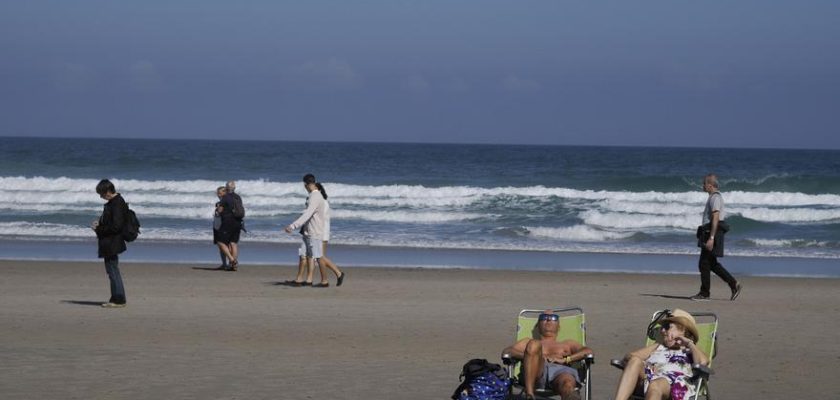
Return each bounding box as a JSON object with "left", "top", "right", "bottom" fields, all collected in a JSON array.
[
  {"left": 300, "top": 236, "right": 323, "bottom": 259},
  {"left": 521, "top": 362, "right": 580, "bottom": 389}
]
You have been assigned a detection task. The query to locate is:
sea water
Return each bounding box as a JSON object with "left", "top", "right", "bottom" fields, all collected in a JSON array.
[{"left": 1, "top": 137, "right": 838, "bottom": 276}]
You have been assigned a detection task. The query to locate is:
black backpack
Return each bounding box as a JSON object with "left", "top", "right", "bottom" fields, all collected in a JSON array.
[
  {"left": 451, "top": 359, "right": 510, "bottom": 400},
  {"left": 231, "top": 193, "right": 245, "bottom": 220},
  {"left": 123, "top": 205, "right": 141, "bottom": 242}
]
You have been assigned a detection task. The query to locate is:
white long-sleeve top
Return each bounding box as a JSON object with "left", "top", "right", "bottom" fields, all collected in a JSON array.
[
  {"left": 323, "top": 200, "right": 331, "bottom": 241},
  {"left": 288, "top": 189, "right": 326, "bottom": 239}
]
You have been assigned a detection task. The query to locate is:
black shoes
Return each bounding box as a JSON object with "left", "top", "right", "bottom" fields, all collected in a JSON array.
[
  {"left": 690, "top": 293, "right": 710, "bottom": 301},
  {"left": 336, "top": 272, "right": 345, "bottom": 287},
  {"left": 730, "top": 283, "right": 743, "bottom": 301}
]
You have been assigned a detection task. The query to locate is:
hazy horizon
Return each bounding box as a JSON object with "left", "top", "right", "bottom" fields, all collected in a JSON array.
[{"left": 4, "top": 134, "right": 839, "bottom": 152}]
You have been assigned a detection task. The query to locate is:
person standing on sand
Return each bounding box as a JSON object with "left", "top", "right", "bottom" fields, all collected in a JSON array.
[
  {"left": 212, "top": 186, "right": 230, "bottom": 270},
  {"left": 92, "top": 179, "right": 128, "bottom": 308},
  {"left": 284, "top": 174, "right": 339, "bottom": 287},
  {"left": 217, "top": 180, "right": 244, "bottom": 271},
  {"left": 316, "top": 184, "right": 345, "bottom": 286},
  {"left": 691, "top": 173, "right": 742, "bottom": 301}
]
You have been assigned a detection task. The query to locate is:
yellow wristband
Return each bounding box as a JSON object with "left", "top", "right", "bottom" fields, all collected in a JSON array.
[{"left": 565, "top": 356, "right": 571, "bottom": 364}]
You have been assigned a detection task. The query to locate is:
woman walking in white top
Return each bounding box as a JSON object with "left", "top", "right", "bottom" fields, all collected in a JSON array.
[
  {"left": 284, "top": 174, "right": 344, "bottom": 287},
  {"left": 317, "top": 193, "right": 345, "bottom": 286}
]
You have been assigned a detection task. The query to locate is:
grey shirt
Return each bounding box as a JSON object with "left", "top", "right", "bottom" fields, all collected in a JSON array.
[{"left": 702, "top": 192, "right": 725, "bottom": 225}]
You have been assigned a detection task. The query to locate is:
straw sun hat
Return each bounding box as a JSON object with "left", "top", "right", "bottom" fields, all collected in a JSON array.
[{"left": 661, "top": 309, "right": 700, "bottom": 343}]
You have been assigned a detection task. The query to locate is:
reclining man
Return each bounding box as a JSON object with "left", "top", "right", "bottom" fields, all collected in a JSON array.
[{"left": 501, "top": 311, "right": 593, "bottom": 400}]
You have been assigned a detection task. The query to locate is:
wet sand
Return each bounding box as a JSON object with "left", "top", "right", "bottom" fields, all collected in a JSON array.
[{"left": 0, "top": 260, "right": 837, "bottom": 399}]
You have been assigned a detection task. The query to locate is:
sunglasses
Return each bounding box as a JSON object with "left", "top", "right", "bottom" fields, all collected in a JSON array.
[{"left": 538, "top": 314, "right": 559, "bottom": 322}]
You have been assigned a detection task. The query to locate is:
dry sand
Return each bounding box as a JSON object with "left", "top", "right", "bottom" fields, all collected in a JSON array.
[{"left": 0, "top": 260, "right": 838, "bottom": 399}]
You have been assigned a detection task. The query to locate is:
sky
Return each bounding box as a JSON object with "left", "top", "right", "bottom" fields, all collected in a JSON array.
[{"left": 1, "top": 1, "right": 839, "bottom": 149}]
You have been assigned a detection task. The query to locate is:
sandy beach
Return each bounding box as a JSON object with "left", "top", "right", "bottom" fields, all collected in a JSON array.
[{"left": 1, "top": 260, "right": 837, "bottom": 399}]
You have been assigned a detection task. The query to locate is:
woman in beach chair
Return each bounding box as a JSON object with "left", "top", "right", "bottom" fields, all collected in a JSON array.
[{"left": 612, "top": 309, "right": 710, "bottom": 400}]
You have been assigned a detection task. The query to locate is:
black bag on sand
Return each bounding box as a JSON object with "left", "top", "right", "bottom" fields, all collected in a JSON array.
[{"left": 451, "top": 358, "right": 510, "bottom": 400}]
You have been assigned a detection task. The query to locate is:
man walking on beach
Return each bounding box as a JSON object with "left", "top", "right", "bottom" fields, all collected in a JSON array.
[
  {"left": 501, "top": 311, "right": 592, "bottom": 400},
  {"left": 691, "top": 173, "right": 742, "bottom": 301},
  {"left": 92, "top": 179, "right": 128, "bottom": 308}
]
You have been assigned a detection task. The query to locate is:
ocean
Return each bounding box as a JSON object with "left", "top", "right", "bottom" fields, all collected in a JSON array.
[{"left": 1, "top": 137, "right": 838, "bottom": 277}]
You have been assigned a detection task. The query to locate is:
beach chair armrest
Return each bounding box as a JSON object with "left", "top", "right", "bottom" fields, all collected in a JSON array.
[
  {"left": 582, "top": 353, "right": 595, "bottom": 365},
  {"left": 692, "top": 363, "right": 714, "bottom": 379},
  {"left": 610, "top": 358, "right": 627, "bottom": 370},
  {"left": 501, "top": 353, "right": 514, "bottom": 366}
]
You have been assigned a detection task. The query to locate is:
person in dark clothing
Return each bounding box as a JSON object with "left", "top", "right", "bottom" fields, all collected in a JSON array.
[
  {"left": 216, "top": 180, "right": 242, "bottom": 271},
  {"left": 92, "top": 179, "right": 128, "bottom": 308},
  {"left": 212, "top": 186, "right": 231, "bottom": 270},
  {"left": 690, "top": 173, "right": 742, "bottom": 301}
]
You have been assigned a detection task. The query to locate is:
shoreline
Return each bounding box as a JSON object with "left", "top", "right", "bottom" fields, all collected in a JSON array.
[
  {"left": 2, "top": 238, "right": 838, "bottom": 278},
  {"left": 1, "top": 260, "right": 838, "bottom": 399}
]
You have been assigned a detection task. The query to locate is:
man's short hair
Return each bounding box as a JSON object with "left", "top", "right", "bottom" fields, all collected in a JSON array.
[
  {"left": 96, "top": 179, "right": 115, "bottom": 196},
  {"left": 225, "top": 180, "right": 236, "bottom": 192},
  {"left": 705, "top": 173, "right": 719, "bottom": 189}
]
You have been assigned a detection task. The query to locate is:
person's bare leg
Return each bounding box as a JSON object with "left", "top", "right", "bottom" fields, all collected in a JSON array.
[
  {"left": 230, "top": 242, "right": 239, "bottom": 263},
  {"left": 522, "top": 339, "right": 545, "bottom": 397},
  {"left": 644, "top": 378, "right": 670, "bottom": 400},
  {"left": 305, "top": 257, "right": 315, "bottom": 283},
  {"left": 316, "top": 258, "right": 329, "bottom": 284},
  {"left": 216, "top": 243, "right": 234, "bottom": 264},
  {"left": 320, "top": 242, "right": 343, "bottom": 279},
  {"left": 552, "top": 373, "right": 580, "bottom": 400},
  {"left": 218, "top": 249, "right": 228, "bottom": 267},
  {"left": 614, "top": 356, "right": 645, "bottom": 400},
  {"left": 320, "top": 256, "right": 342, "bottom": 278},
  {"left": 294, "top": 256, "right": 307, "bottom": 282}
]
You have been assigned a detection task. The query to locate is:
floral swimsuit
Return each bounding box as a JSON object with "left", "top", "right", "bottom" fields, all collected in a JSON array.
[{"left": 644, "top": 344, "right": 696, "bottom": 400}]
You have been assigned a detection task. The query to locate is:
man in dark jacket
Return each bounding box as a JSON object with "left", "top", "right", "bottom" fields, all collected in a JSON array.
[{"left": 92, "top": 179, "right": 128, "bottom": 308}]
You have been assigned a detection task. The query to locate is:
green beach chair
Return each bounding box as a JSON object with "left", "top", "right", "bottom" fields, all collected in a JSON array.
[
  {"left": 502, "top": 307, "right": 594, "bottom": 400},
  {"left": 610, "top": 310, "right": 718, "bottom": 400}
]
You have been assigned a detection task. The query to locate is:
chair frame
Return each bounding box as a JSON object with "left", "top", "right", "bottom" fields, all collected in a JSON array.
[
  {"left": 610, "top": 310, "right": 718, "bottom": 400},
  {"left": 502, "top": 306, "right": 594, "bottom": 400}
]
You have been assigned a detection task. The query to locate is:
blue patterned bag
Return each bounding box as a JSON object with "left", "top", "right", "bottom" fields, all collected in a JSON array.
[{"left": 452, "top": 359, "right": 510, "bottom": 400}]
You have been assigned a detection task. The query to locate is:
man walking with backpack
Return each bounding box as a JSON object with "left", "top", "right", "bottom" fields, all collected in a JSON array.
[{"left": 92, "top": 179, "right": 129, "bottom": 308}]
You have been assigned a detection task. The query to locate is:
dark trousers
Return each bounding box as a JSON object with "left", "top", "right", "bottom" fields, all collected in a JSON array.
[
  {"left": 104, "top": 255, "right": 126, "bottom": 304},
  {"left": 698, "top": 248, "right": 737, "bottom": 297}
]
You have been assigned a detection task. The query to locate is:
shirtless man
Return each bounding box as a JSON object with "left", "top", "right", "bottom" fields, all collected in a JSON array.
[{"left": 501, "top": 311, "right": 593, "bottom": 400}]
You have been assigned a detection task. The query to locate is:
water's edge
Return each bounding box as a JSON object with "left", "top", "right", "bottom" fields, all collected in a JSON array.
[{"left": 2, "top": 239, "right": 836, "bottom": 279}]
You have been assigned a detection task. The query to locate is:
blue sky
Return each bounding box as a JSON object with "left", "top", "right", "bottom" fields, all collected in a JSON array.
[{"left": 1, "top": 1, "right": 838, "bottom": 148}]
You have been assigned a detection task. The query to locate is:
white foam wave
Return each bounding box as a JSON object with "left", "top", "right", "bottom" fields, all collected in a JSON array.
[
  {"left": 598, "top": 200, "right": 695, "bottom": 215},
  {"left": 4, "top": 176, "right": 840, "bottom": 227},
  {"left": 580, "top": 210, "right": 698, "bottom": 230},
  {"left": 5, "top": 176, "right": 840, "bottom": 204},
  {"left": 0, "top": 222, "right": 300, "bottom": 244},
  {"left": 2, "top": 222, "right": 838, "bottom": 259},
  {"left": 747, "top": 238, "right": 835, "bottom": 248},
  {"left": 731, "top": 207, "right": 840, "bottom": 223},
  {"left": 332, "top": 209, "right": 488, "bottom": 223},
  {"left": 525, "top": 225, "right": 635, "bottom": 242}
]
